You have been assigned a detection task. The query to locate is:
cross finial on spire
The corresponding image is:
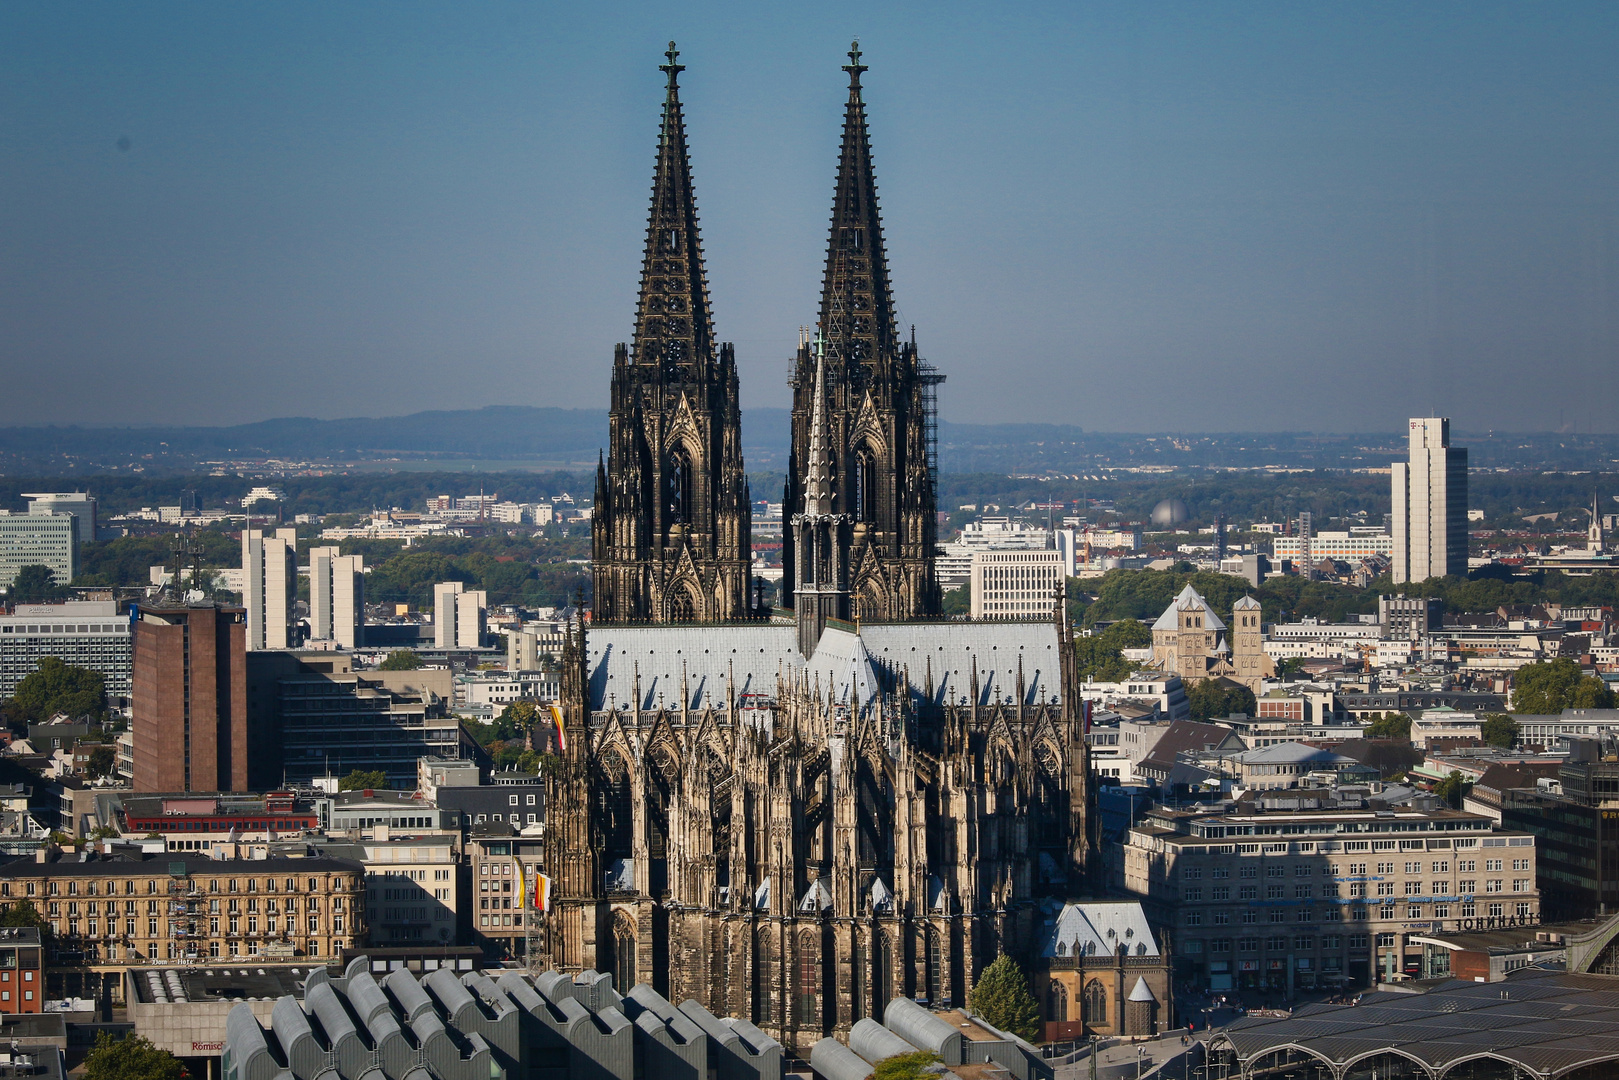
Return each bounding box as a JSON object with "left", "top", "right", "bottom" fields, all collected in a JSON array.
[
  {"left": 661, "top": 40, "right": 684, "bottom": 88},
  {"left": 843, "top": 39, "right": 867, "bottom": 85}
]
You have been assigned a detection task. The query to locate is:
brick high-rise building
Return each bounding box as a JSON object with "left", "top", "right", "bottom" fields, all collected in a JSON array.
[{"left": 132, "top": 602, "right": 250, "bottom": 792}]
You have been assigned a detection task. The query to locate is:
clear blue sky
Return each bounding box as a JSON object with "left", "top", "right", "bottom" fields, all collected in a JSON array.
[{"left": 4, "top": 2, "right": 1618, "bottom": 432}]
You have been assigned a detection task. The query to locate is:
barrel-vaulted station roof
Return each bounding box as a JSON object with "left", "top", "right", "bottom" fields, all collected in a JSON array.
[{"left": 1209, "top": 970, "right": 1619, "bottom": 1080}]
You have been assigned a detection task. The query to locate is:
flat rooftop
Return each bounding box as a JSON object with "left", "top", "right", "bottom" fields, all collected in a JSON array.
[{"left": 129, "top": 965, "right": 317, "bottom": 1004}]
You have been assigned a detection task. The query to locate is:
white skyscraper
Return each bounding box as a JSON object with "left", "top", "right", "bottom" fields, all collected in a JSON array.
[
  {"left": 243, "top": 527, "right": 298, "bottom": 649},
  {"left": 309, "top": 546, "right": 366, "bottom": 649},
  {"left": 1392, "top": 417, "right": 1469, "bottom": 583},
  {"left": 433, "top": 581, "right": 487, "bottom": 649}
]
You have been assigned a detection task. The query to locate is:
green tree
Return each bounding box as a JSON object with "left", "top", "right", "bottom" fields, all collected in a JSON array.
[
  {"left": 83, "top": 1031, "right": 188, "bottom": 1080},
  {"left": 1434, "top": 769, "right": 1473, "bottom": 809},
  {"left": 1185, "top": 678, "right": 1257, "bottom": 723},
  {"left": 1364, "top": 712, "right": 1413, "bottom": 740},
  {"left": 1277, "top": 657, "right": 1307, "bottom": 679},
  {"left": 9, "top": 564, "right": 69, "bottom": 603},
  {"left": 10, "top": 657, "right": 107, "bottom": 725},
  {"left": 494, "top": 700, "right": 542, "bottom": 742},
  {"left": 1513, "top": 659, "right": 1615, "bottom": 714},
  {"left": 0, "top": 900, "right": 51, "bottom": 942},
  {"left": 941, "top": 585, "right": 971, "bottom": 617},
  {"left": 969, "top": 955, "right": 1042, "bottom": 1042},
  {"left": 874, "top": 1051, "right": 942, "bottom": 1080},
  {"left": 1074, "top": 619, "right": 1153, "bottom": 681},
  {"left": 378, "top": 650, "right": 424, "bottom": 671},
  {"left": 85, "top": 744, "right": 117, "bottom": 780},
  {"left": 1480, "top": 714, "right": 1519, "bottom": 750},
  {"left": 339, "top": 769, "right": 389, "bottom": 791}
]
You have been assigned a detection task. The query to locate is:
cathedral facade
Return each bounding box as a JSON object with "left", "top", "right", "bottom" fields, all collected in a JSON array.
[{"left": 548, "top": 44, "right": 1097, "bottom": 1053}]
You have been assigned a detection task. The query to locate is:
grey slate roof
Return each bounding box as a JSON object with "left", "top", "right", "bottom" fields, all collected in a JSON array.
[{"left": 586, "top": 619, "right": 1065, "bottom": 713}]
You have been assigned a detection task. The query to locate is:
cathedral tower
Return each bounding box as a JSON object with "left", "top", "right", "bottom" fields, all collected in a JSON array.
[
  {"left": 782, "top": 43, "right": 941, "bottom": 632},
  {"left": 592, "top": 44, "right": 753, "bottom": 623}
]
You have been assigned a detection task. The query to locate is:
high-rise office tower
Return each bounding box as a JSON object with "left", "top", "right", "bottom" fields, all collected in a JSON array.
[
  {"left": 242, "top": 527, "right": 298, "bottom": 649},
  {"left": 433, "top": 581, "right": 487, "bottom": 649},
  {"left": 131, "top": 602, "right": 252, "bottom": 792},
  {"left": 1392, "top": 417, "right": 1469, "bottom": 583},
  {"left": 309, "top": 546, "right": 365, "bottom": 649}
]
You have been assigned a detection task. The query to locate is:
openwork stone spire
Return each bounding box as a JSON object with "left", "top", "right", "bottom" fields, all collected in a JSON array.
[
  {"left": 817, "top": 40, "right": 898, "bottom": 371},
  {"left": 593, "top": 44, "right": 753, "bottom": 624},
  {"left": 633, "top": 41, "right": 715, "bottom": 368},
  {"left": 802, "top": 342, "right": 834, "bottom": 516}
]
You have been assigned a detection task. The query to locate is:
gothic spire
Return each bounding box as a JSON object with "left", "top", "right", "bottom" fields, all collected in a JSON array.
[
  {"left": 803, "top": 342, "right": 834, "bottom": 515},
  {"left": 817, "top": 40, "right": 899, "bottom": 371},
  {"left": 633, "top": 41, "right": 715, "bottom": 367}
]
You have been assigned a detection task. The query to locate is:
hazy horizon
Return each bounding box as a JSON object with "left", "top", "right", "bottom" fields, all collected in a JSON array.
[{"left": 5, "top": 3, "right": 1619, "bottom": 432}]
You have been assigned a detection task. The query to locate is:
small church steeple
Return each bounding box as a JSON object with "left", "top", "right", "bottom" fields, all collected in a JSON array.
[{"left": 793, "top": 343, "right": 852, "bottom": 657}]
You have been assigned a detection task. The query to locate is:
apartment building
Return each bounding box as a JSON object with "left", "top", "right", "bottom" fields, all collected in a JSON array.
[
  {"left": 1123, "top": 792, "right": 1539, "bottom": 990},
  {"left": 307, "top": 546, "right": 365, "bottom": 649},
  {"left": 466, "top": 832, "right": 545, "bottom": 960},
  {"left": 303, "top": 835, "right": 460, "bottom": 947},
  {"left": 0, "top": 853, "right": 364, "bottom": 967},
  {"left": 242, "top": 527, "right": 297, "bottom": 650}
]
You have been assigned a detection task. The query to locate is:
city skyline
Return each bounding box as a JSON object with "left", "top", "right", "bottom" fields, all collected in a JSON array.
[{"left": 5, "top": 3, "right": 1619, "bottom": 432}]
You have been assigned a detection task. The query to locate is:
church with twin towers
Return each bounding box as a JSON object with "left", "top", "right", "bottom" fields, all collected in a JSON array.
[{"left": 549, "top": 43, "right": 1101, "bottom": 1051}]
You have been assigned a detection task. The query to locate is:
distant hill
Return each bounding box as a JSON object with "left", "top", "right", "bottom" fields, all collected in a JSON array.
[{"left": 0, "top": 406, "right": 1614, "bottom": 475}]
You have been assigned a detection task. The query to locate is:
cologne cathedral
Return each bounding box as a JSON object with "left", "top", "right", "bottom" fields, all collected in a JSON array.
[{"left": 552, "top": 43, "right": 1095, "bottom": 1052}]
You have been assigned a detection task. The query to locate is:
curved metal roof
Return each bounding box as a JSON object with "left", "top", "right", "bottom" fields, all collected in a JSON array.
[{"left": 1212, "top": 971, "right": 1619, "bottom": 1079}]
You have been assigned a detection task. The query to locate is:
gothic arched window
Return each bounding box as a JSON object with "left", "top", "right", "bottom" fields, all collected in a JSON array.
[
  {"left": 1082, "top": 980, "right": 1107, "bottom": 1026},
  {"left": 669, "top": 587, "right": 697, "bottom": 623},
  {"left": 924, "top": 926, "right": 943, "bottom": 1004},
  {"left": 596, "top": 752, "right": 633, "bottom": 861},
  {"left": 854, "top": 448, "right": 877, "bottom": 522},
  {"left": 667, "top": 448, "right": 692, "bottom": 524},
  {"left": 795, "top": 932, "right": 818, "bottom": 1027},
  {"left": 646, "top": 747, "right": 676, "bottom": 861},
  {"left": 1049, "top": 979, "right": 1068, "bottom": 1022},
  {"left": 614, "top": 928, "right": 636, "bottom": 995},
  {"left": 850, "top": 931, "right": 866, "bottom": 1022},
  {"left": 856, "top": 762, "right": 886, "bottom": 869}
]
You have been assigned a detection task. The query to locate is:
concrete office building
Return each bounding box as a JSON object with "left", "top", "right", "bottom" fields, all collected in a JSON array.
[
  {"left": 970, "top": 548, "right": 1065, "bottom": 618},
  {"left": 21, "top": 493, "right": 96, "bottom": 543},
  {"left": 433, "top": 581, "right": 487, "bottom": 649},
  {"left": 308, "top": 546, "right": 365, "bottom": 649},
  {"left": 1273, "top": 530, "right": 1394, "bottom": 563},
  {"left": 132, "top": 602, "right": 256, "bottom": 793},
  {"left": 1392, "top": 417, "right": 1469, "bottom": 583},
  {"left": 0, "top": 601, "right": 132, "bottom": 705},
  {"left": 243, "top": 528, "right": 298, "bottom": 650},
  {"left": 246, "top": 651, "right": 463, "bottom": 789},
  {"left": 0, "top": 512, "right": 77, "bottom": 588}
]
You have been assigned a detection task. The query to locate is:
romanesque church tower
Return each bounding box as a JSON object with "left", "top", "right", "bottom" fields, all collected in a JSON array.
[
  {"left": 782, "top": 44, "right": 941, "bottom": 629},
  {"left": 591, "top": 44, "right": 753, "bottom": 623}
]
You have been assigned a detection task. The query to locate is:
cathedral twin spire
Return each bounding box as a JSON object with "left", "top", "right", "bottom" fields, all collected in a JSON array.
[
  {"left": 595, "top": 40, "right": 937, "bottom": 631},
  {"left": 633, "top": 42, "right": 717, "bottom": 371},
  {"left": 818, "top": 41, "right": 900, "bottom": 373}
]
